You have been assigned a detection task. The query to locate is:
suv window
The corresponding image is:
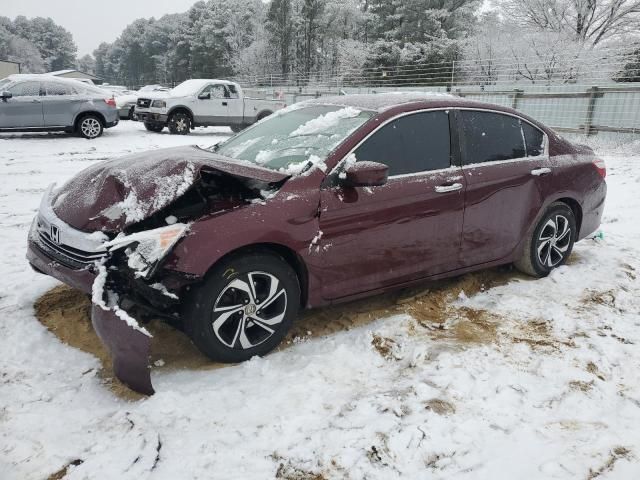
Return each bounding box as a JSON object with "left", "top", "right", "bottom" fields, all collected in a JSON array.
[
  {"left": 460, "top": 111, "right": 527, "bottom": 164},
  {"left": 523, "top": 122, "right": 545, "bottom": 157},
  {"left": 8, "top": 81, "right": 41, "bottom": 97},
  {"left": 45, "top": 82, "right": 74, "bottom": 96},
  {"left": 354, "top": 111, "right": 451, "bottom": 176}
]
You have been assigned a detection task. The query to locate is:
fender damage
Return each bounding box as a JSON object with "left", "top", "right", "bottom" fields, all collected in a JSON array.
[{"left": 31, "top": 146, "right": 291, "bottom": 395}]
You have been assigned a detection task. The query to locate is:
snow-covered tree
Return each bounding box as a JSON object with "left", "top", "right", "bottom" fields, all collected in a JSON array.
[{"left": 500, "top": 0, "right": 640, "bottom": 46}]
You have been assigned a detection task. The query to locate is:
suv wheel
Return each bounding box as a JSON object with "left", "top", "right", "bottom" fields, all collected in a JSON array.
[
  {"left": 183, "top": 251, "right": 300, "bottom": 363},
  {"left": 515, "top": 202, "right": 576, "bottom": 277},
  {"left": 168, "top": 112, "right": 191, "bottom": 135},
  {"left": 77, "top": 115, "right": 103, "bottom": 139},
  {"left": 144, "top": 122, "right": 164, "bottom": 132},
  {"left": 231, "top": 124, "right": 247, "bottom": 133}
]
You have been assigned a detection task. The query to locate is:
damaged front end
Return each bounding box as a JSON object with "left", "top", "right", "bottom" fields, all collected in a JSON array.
[{"left": 28, "top": 146, "right": 290, "bottom": 395}]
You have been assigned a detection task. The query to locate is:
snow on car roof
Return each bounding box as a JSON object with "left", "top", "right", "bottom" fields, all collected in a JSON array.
[{"left": 304, "top": 92, "right": 461, "bottom": 111}]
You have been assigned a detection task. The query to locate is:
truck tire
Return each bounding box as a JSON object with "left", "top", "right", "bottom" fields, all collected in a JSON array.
[
  {"left": 144, "top": 122, "right": 164, "bottom": 132},
  {"left": 168, "top": 112, "right": 191, "bottom": 135}
]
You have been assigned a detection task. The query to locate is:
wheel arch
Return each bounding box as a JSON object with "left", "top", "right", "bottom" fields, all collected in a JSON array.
[
  {"left": 255, "top": 110, "right": 273, "bottom": 121},
  {"left": 556, "top": 197, "right": 583, "bottom": 238},
  {"left": 200, "top": 242, "right": 309, "bottom": 308},
  {"left": 74, "top": 111, "right": 106, "bottom": 130},
  {"left": 167, "top": 106, "right": 194, "bottom": 122}
]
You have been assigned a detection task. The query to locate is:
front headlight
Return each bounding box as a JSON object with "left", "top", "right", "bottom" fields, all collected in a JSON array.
[
  {"left": 151, "top": 100, "right": 166, "bottom": 109},
  {"left": 103, "top": 223, "right": 189, "bottom": 278}
]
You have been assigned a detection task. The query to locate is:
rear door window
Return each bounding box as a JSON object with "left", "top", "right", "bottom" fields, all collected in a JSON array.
[
  {"left": 354, "top": 111, "right": 451, "bottom": 176},
  {"left": 8, "top": 81, "right": 41, "bottom": 97},
  {"left": 45, "top": 82, "right": 74, "bottom": 96},
  {"left": 459, "top": 111, "right": 527, "bottom": 164}
]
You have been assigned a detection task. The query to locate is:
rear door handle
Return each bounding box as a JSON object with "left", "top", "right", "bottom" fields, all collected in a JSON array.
[
  {"left": 531, "top": 167, "right": 551, "bottom": 176},
  {"left": 31, "top": 99, "right": 41, "bottom": 103},
  {"left": 435, "top": 183, "right": 463, "bottom": 193},
  {"left": 222, "top": 101, "right": 228, "bottom": 106}
]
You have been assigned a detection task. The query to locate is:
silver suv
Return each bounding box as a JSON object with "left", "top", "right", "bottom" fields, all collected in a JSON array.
[{"left": 0, "top": 75, "right": 119, "bottom": 139}]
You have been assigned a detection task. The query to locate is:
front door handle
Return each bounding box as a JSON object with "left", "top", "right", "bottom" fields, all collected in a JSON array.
[
  {"left": 31, "top": 99, "right": 41, "bottom": 103},
  {"left": 531, "top": 167, "right": 551, "bottom": 176},
  {"left": 222, "top": 101, "right": 228, "bottom": 106},
  {"left": 435, "top": 183, "right": 463, "bottom": 193}
]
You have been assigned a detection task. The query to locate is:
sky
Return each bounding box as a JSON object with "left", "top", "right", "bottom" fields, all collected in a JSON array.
[{"left": 2, "top": 0, "right": 201, "bottom": 56}]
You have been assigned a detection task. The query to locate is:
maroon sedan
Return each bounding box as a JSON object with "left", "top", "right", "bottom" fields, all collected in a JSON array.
[{"left": 27, "top": 93, "right": 606, "bottom": 393}]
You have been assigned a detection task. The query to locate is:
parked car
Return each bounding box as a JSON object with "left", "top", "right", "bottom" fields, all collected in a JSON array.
[
  {"left": 27, "top": 93, "right": 606, "bottom": 394},
  {"left": 135, "top": 79, "right": 286, "bottom": 134},
  {"left": 115, "top": 88, "right": 168, "bottom": 120},
  {"left": 0, "top": 75, "right": 118, "bottom": 138}
]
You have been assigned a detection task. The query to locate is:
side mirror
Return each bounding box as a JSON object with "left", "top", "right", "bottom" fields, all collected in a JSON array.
[
  {"left": 1, "top": 91, "right": 12, "bottom": 101},
  {"left": 343, "top": 161, "right": 388, "bottom": 187},
  {"left": 198, "top": 92, "right": 210, "bottom": 100}
]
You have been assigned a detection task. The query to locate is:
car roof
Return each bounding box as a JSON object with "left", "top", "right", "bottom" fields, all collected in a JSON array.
[
  {"left": 303, "top": 92, "right": 531, "bottom": 115},
  {"left": 303, "top": 92, "right": 465, "bottom": 111}
]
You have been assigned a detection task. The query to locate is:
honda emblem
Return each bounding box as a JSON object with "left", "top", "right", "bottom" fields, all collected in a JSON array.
[{"left": 50, "top": 225, "right": 61, "bottom": 244}]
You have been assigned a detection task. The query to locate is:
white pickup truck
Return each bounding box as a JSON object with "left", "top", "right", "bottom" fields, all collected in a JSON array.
[{"left": 135, "top": 79, "right": 286, "bottom": 134}]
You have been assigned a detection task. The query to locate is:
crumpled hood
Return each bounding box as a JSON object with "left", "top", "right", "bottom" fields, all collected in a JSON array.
[{"left": 52, "top": 145, "right": 289, "bottom": 232}]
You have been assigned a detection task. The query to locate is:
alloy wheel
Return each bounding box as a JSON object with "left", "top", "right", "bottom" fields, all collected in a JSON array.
[
  {"left": 80, "top": 117, "right": 101, "bottom": 138},
  {"left": 536, "top": 214, "right": 572, "bottom": 267},
  {"left": 211, "top": 271, "right": 288, "bottom": 350}
]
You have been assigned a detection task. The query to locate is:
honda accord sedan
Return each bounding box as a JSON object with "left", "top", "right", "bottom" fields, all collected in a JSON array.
[{"left": 26, "top": 93, "right": 606, "bottom": 394}]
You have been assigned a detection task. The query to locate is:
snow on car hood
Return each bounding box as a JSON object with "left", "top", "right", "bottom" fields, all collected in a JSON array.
[{"left": 52, "top": 145, "right": 290, "bottom": 232}]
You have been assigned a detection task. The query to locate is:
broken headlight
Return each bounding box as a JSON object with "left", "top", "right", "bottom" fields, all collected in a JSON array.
[{"left": 103, "top": 223, "right": 189, "bottom": 278}]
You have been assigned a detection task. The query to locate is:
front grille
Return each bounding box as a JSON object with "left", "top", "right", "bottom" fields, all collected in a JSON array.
[
  {"left": 137, "top": 98, "right": 152, "bottom": 108},
  {"left": 37, "top": 230, "right": 107, "bottom": 269}
]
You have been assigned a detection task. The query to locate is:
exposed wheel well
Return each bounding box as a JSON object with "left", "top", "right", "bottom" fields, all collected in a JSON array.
[
  {"left": 74, "top": 111, "right": 105, "bottom": 130},
  {"left": 207, "top": 243, "right": 308, "bottom": 308},
  {"left": 557, "top": 197, "right": 583, "bottom": 237},
  {"left": 256, "top": 110, "right": 273, "bottom": 121},
  {"left": 168, "top": 107, "right": 193, "bottom": 123}
]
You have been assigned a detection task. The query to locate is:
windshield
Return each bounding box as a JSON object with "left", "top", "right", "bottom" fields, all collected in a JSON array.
[
  {"left": 0, "top": 78, "right": 13, "bottom": 90},
  {"left": 215, "top": 104, "right": 374, "bottom": 174}
]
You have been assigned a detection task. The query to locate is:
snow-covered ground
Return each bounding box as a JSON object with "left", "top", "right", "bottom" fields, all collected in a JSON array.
[{"left": 1, "top": 122, "right": 639, "bottom": 479}]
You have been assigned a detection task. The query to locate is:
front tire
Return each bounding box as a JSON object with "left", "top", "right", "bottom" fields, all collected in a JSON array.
[
  {"left": 183, "top": 251, "right": 300, "bottom": 363},
  {"left": 230, "top": 124, "right": 247, "bottom": 133},
  {"left": 515, "top": 202, "right": 576, "bottom": 277},
  {"left": 168, "top": 112, "right": 191, "bottom": 135},
  {"left": 77, "top": 114, "right": 103, "bottom": 139},
  {"left": 144, "top": 122, "right": 164, "bottom": 132}
]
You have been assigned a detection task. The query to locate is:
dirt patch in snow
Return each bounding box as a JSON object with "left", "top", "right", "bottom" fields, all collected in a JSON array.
[
  {"left": 587, "top": 446, "right": 632, "bottom": 479},
  {"left": 46, "top": 459, "right": 84, "bottom": 480},
  {"left": 34, "top": 284, "right": 217, "bottom": 400},
  {"left": 34, "top": 266, "right": 541, "bottom": 399},
  {"left": 425, "top": 398, "right": 456, "bottom": 416},
  {"left": 288, "top": 267, "right": 518, "bottom": 345}
]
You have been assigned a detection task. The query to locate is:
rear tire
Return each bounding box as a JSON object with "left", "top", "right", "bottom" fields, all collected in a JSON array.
[
  {"left": 515, "top": 202, "right": 576, "bottom": 277},
  {"left": 183, "top": 251, "right": 300, "bottom": 363},
  {"left": 168, "top": 112, "right": 191, "bottom": 135},
  {"left": 144, "top": 122, "right": 164, "bottom": 132},
  {"left": 77, "top": 114, "right": 103, "bottom": 139}
]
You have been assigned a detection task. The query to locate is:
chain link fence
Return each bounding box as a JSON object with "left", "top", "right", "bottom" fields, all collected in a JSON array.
[{"left": 235, "top": 46, "right": 640, "bottom": 139}]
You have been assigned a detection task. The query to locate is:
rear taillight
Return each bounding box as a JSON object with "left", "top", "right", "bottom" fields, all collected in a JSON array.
[
  {"left": 592, "top": 158, "right": 606, "bottom": 178},
  {"left": 104, "top": 97, "right": 116, "bottom": 107}
]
